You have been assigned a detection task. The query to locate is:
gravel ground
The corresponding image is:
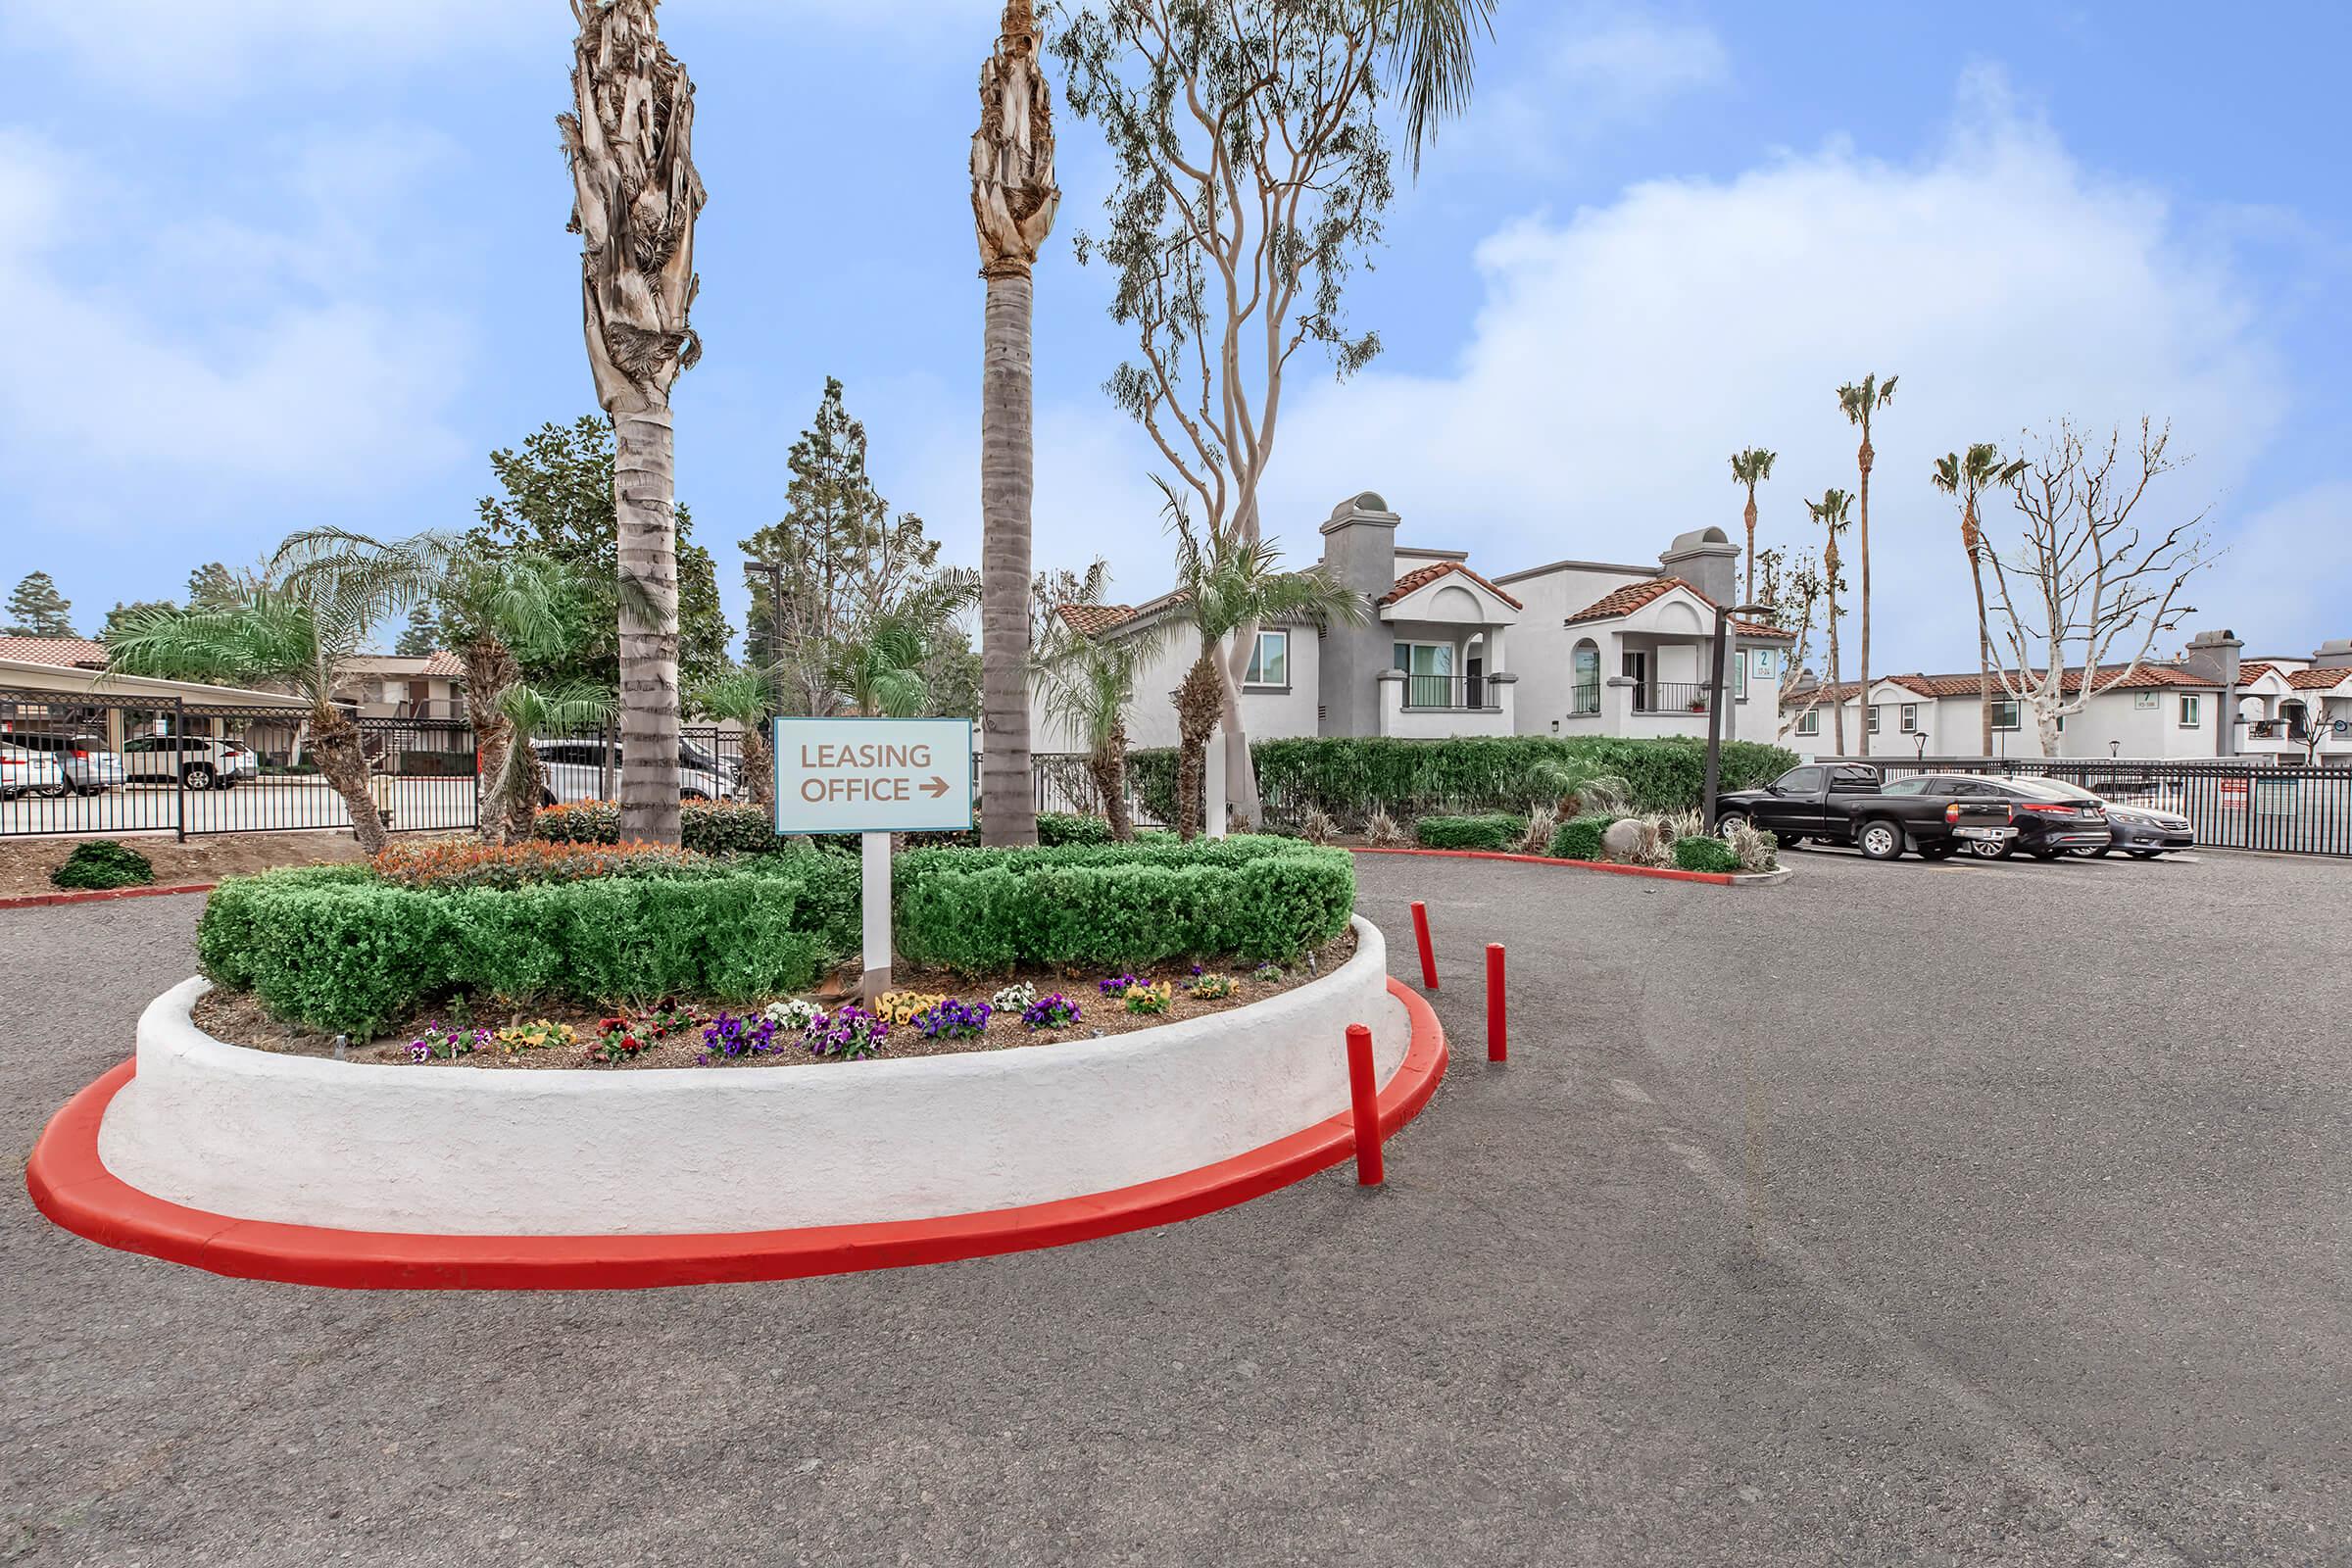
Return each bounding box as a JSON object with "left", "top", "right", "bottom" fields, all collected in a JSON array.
[{"left": 3, "top": 847, "right": 2348, "bottom": 1566}]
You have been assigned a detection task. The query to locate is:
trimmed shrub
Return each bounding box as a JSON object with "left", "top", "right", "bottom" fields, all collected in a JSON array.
[
  {"left": 1131, "top": 736, "right": 1798, "bottom": 824},
  {"left": 372, "top": 840, "right": 716, "bottom": 889},
  {"left": 49, "top": 840, "right": 155, "bottom": 891},
  {"left": 1671, "top": 836, "right": 1742, "bottom": 874},
  {"left": 196, "top": 851, "right": 855, "bottom": 1037},
  {"left": 1547, "top": 814, "right": 1613, "bottom": 862},
  {"left": 534, "top": 800, "right": 1114, "bottom": 854},
  {"left": 894, "top": 836, "right": 1352, "bottom": 973},
  {"left": 1414, "top": 813, "right": 1525, "bottom": 852}
]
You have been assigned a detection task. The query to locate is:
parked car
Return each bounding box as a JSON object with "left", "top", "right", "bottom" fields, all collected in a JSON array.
[
  {"left": 2, "top": 732, "right": 126, "bottom": 794},
  {"left": 119, "top": 735, "right": 260, "bottom": 790},
  {"left": 529, "top": 738, "right": 738, "bottom": 806},
  {"left": 0, "top": 744, "right": 68, "bottom": 800},
  {"left": 1715, "top": 766, "right": 2115, "bottom": 862}
]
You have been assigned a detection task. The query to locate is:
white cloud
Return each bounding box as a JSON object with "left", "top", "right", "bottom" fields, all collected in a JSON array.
[
  {"left": 1454, "top": 7, "right": 1729, "bottom": 171},
  {"left": 1250, "top": 69, "right": 2296, "bottom": 672},
  {"left": 2194, "top": 481, "right": 2352, "bottom": 658},
  {"left": 0, "top": 128, "right": 470, "bottom": 539}
]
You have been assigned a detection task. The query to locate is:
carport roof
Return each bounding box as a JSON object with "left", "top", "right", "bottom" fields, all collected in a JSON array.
[{"left": 0, "top": 657, "right": 301, "bottom": 710}]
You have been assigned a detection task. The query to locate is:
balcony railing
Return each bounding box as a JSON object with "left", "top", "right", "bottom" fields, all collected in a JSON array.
[
  {"left": 1570, "top": 680, "right": 1602, "bottom": 715},
  {"left": 1632, "top": 681, "right": 1712, "bottom": 715},
  {"left": 1399, "top": 673, "right": 1495, "bottom": 710}
]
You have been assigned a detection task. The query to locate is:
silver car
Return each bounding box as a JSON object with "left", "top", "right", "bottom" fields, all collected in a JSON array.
[
  {"left": 3, "top": 732, "right": 126, "bottom": 794},
  {"left": 529, "top": 738, "right": 738, "bottom": 806}
]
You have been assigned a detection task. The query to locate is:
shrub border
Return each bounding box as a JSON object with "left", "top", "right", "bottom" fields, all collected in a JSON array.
[
  {"left": 25, "top": 979, "right": 1445, "bottom": 1292},
  {"left": 1349, "top": 846, "right": 1789, "bottom": 887}
]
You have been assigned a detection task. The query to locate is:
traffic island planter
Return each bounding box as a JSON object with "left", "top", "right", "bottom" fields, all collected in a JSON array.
[
  {"left": 26, "top": 918, "right": 1446, "bottom": 1291},
  {"left": 1350, "top": 846, "right": 1789, "bottom": 887}
]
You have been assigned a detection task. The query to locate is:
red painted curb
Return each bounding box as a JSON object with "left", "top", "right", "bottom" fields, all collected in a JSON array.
[
  {"left": 25, "top": 980, "right": 1446, "bottom": 1292},
  {"left": 1348, "top": 846, "right": 1738, "bottom": 886},
  {"left": 0, "top": 882, "right": 217, "bottom": 911}
]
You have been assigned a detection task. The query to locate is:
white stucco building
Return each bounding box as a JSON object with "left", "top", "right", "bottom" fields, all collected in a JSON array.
[{"left": 1035, "top": 494, "right": 1795, "bottom": 755}]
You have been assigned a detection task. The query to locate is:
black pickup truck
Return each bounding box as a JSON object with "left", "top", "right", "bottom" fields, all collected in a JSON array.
[{"left": 1713, "top": 764, "right": 2066, "bottom": 861}]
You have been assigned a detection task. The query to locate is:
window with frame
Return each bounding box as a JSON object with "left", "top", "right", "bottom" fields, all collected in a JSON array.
[
  {"left": 1244, "top": 629, "right": 1289, "bottom": 688},
  {"left": 1900, "top": 703, "right": 1919, "bottom": 733},
  {"left": 2178, "top": 694, "right": 2201, "bottom": 727},
  {"left": 1794, "top": 708, "right": 1820, "bottom": 736},
  {"left": 1866, "top": 705, "right": 1882, "bottom": 734},
  {"left": 1733, "top": 654, "right": 1749, "bottom": 701},
  {"left": 1991, "top": 700, "right": 2021, "bottom": 731},
  {"left": 1570, "top": 641, "right": 1601, "bottom": 714}
]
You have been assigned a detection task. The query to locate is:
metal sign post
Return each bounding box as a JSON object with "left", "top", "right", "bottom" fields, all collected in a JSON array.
[{"left": 771, "top": 717, "right": 975, "bottom": 1003}]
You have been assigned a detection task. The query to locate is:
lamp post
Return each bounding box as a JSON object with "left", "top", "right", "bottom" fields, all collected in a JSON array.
[
  {"left": 1704, "top": 600, "right": 1777, "bottom": 831},
  {"left": 1915, "top": 729, "right": 1930, "bottom": 761}
]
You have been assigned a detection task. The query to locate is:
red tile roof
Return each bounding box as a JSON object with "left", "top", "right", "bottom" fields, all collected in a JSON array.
[
  {"left": 2287, "top": 666, "right": 2351, "bottom": 690},
  {"left": 1380, "top": 560, "right": 1525, "bottom": 612},
  {"left": 1056, "top": 603, "right": 1140, "bottom": 638},
  {"left": 419, "top": 650, "right": 466, "bottom": 678},
  {"left": 1562, "top": 577, "right": 1794, "bottom": 639},
  {"left": 2235, "top": 662, "right": 2280, "bottom": 684},
  {"left": 1789, "top": 663, "right": 2221, "bottom": 704},
  {"left": 0, "top": 636, "right": 110, "bottom": 669}
]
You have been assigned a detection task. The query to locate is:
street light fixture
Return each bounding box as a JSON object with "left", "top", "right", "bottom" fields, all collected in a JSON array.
[{"left": 1703, "top": 600, "right": 1777, "bottom": 832}]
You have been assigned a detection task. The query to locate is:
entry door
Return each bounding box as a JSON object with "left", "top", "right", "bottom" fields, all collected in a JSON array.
[
  {"left": 1623, "top": 650, "right": 1649, "bottom": 712},
  {"left": 1465, "top": 655, "right": 1484, "bottom": 710}
]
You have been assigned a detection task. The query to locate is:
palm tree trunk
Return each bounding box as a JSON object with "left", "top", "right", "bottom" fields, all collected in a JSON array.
[
  {"left": 614, "top": 405, "right": 682, "bottom": 848},
  {"left": 979, "top": 266, "right": 1038, "bottom": 847},
  {"left": 1092, "top": 715, "right": 1135, "bottom": 842},
  {"left": 1826, "top": 575, "right": 1845, "bottom": 755},
  {"left": 1174, "top": 649, "right": 1222, "bottom": 841},
  {"left": 740, "top": 723, "right": 774, "bottom": 808},
  {"left": 1856, "top": 438, "right": 1872, "bottom": 759},
  {"left": 1969, "top": 542, "right": 1995, "bottom": 757},
  {"left": 313, "top": 703, "right": 389, "bottom": 854},
  {"left": 462, "top": 634, "right": 519, "bottom": 846},
  {"left": 1742, "top": 490, "right": 1758, "bottom": 606}
]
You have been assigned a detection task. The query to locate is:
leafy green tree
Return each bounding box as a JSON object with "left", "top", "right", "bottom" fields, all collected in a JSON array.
[
  {"left": 1054, "top": 0, "right": 1493, "bottom": 825},
  {"left": 5, "top": 571, "right": 75, "bottom": 636},
  {"left": 470, "top": 416, "right": 731, "bottom": 692},
  {"left": 184, "top": 562, "right": 253, "bottom": 611}
]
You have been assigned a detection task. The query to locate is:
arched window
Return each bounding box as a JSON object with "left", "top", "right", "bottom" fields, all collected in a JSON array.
[{"left": 1571, "top": 640, "right": 1601, "bottom": 714}]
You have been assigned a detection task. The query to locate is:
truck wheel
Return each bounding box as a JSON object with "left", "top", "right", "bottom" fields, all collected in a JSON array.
[
  {"left": 1714, "top": 810, "right": 1749, "bottom": 835},
  {"left": 1857, "top": 819, "right": 1904, "bottom": 861}
]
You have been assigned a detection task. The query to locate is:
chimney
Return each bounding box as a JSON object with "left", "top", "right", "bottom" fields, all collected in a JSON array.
[
  {"left": 2314, "top": 637, "right": 2352, "bottom": 670},
  {"left": 1317, "top": 492, "right": 1401, "bottom": 738},
  {"left": 2179, "top": 629, "right": 2242, "bottom": 759},
  {"left": 1659, "top": 526, "right": 1740, "bottom": 607}
]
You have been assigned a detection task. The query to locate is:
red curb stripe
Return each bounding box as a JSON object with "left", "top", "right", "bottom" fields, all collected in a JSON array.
[
  {"left": 25, "top": 980, "right": 1447, "bottom": 1292},
  {"left": 0, "top": 882, "right": 216, "bottom": 911},
  {"left": 1348, "top": 846, "right": 1738, "bottom": 885}
]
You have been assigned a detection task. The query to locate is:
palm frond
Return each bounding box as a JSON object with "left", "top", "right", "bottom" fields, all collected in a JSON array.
[{"left": 1384, "top": 0, "right": 1497, "bottom": 174}]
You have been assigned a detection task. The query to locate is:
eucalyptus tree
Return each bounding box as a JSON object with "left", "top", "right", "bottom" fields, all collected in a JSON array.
[
  {"left": 108, "top": 555, "right": 432, "bottom": 853},
  {"left": 1054, "top": 0, "right": 1494, "bottom": 826},
  {"left": 1728, "top": 447, "right": 1777, "bottom": 605},
  {"left": 1805, "top": 488, "right": 1854, "bottom": 755},
  {"left": 560, "top": 0, "right": 707, "bottom": 848},
  {"left": 972, "top": 0, "right": 1061, "bottom": 847},
  {"left": 1932, "top": 444, "right": 2028, "bottom": 754},
  {"left": 1836, "top": 374, "right": 1896, "bottom": 755},
  {"left": 1161, "top": 481, "right": 1370, "bottom": 838}
]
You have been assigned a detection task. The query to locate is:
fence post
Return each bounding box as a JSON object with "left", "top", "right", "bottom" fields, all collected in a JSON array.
[
  {"left": 172, "top": 698, "right": 187, "bottom": 844},
  {"left": 1346, "top": 1022, "right": 1384, "bottom": 1186}
]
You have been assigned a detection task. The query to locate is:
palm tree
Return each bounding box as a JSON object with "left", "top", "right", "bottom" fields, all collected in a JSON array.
[
  {"left": 1837, "top": 374, "right": 1896, "bottom": 755},
  {"left": 1729, "top": 447, "right": 1777, "bottom": 606},
  {"left": 109, "top": 562, "right": 430, "bottom": 853},
  {"left": 1386, "top": 0, "right": 1501, "bottom": 172},
  {"left": 972, "top": 0, "right": 1060, "bottom": 848},
  {"left": 1162, "top": 483, "right": 1370, "bottom": 838},
  {"left": 690, "top": 666, "right": 779, "bottom": 808},
  {"left": 1033, "top": 619, "right": 1162, "bottom": 841},
  {"left": 1932, "top": 445, "right": 2028, "bottom": 755},
  {"left": 561, "top": 0, "right": 707, "bottom": 849},
  {"left": 827, "top": 615, "right": 937, "bottom": 719},
  {"left": 1805, "top": 489, "right": 1854, "bottom": 755},
  {"left": 482, "top": 680, "right": 614, "bottom": 828}
]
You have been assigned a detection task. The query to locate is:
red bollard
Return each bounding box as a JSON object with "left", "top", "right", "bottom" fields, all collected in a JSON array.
[
  {"left": 1487, "top": 943, "right": 1507, "bottom": 1063},
  {"left": 1410, "top": 901, "right": 1439, "bottom": 990},
  {"left": 1346, "top": 1022, "right": 1384, "bottom": 1186}
]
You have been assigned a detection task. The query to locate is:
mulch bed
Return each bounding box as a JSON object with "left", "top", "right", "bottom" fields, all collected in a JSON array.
[{"left": 187, "top": 927, "right": 1358, "bottom": 1072}]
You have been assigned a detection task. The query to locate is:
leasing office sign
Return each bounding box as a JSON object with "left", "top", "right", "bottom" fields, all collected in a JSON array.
[{"left": 770, "top": 717, "right": 974, "bottom": 836}]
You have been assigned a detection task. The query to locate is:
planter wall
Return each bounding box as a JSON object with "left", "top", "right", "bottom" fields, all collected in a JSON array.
[{"left": 97, "top": 918, "right": 1401, "bottom": 1237}]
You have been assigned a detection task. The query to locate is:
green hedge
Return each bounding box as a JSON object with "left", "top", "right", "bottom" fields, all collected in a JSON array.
[
  {"left": 197, "top": 852, "right": 858, "bottom": 1037},
  {"left": 1414, "top": 813, "right": 1525, "bottom": 852},
  {"left": 50, "top": 840, "right": 156, "bottom": 890},
  {"left": 893, "top": 836, "right": 1353, "bottom": 973},
  {"left": 534, "top": 800, "right": 1116, "bottom": 855},
  {"left": 1547, "top": 815, "right": 1613, "bottom": 861},
  {"left": 1130, "top": 736, "right": 1797, "bottom": 826},
  {"left": 1671, "top": 836, "right": 1742, "bottom": 874}
]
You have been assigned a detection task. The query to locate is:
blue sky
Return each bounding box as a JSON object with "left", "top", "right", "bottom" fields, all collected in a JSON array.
[{"left": 3, "top": 1, "right": 2346, "bottom": 670}]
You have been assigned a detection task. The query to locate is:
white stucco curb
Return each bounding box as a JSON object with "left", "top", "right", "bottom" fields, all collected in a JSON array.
[{"left": 97, "top": 918, "right": 1402, "bottom": 1237}]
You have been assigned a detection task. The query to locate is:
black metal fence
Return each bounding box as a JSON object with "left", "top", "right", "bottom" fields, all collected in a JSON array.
[{"left": 1818, "top": 755, "right": 2352, "bottom": 858}]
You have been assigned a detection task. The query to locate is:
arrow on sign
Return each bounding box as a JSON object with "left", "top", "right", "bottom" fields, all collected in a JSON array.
[{"left": 921, "top": 775, "right": 951, "bottom": 798}]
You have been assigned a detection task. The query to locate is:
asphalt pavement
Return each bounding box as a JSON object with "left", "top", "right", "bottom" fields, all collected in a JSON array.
[{"left": 4, "top": 846, "right": 2348, "bottom": 1566}]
